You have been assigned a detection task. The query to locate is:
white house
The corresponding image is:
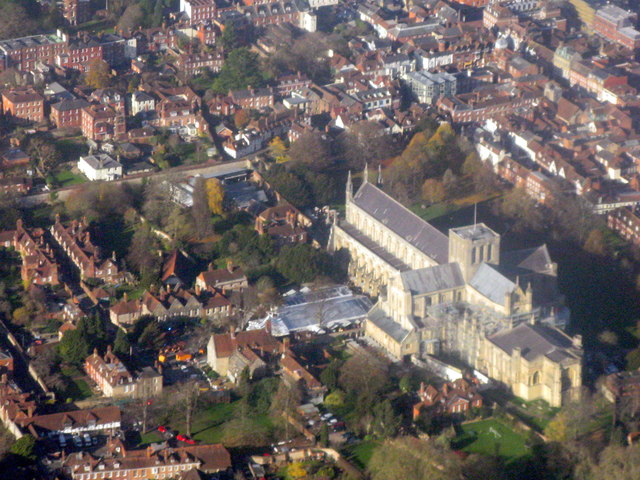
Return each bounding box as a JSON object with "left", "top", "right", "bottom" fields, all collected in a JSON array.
[
  {"left": 78, "top": 153, "right": 123, "bottom": 181},
  {"left": 129, "top": 91, "right": 155, "bottom": 116}
]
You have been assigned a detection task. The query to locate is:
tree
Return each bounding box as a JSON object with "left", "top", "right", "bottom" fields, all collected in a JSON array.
[
  {"left": 220, "top": 22, "right": 240, "bottom": 51},
  {"left": 268, "top": 136, "right": 289, "bottom": 163},
  {"left": 270, "top": 380, "right": 303, "bottom": 419},
  {"left": 264, "top": 169, "right": 312, "bottom": 209},
  {"left": 372, "top": 399, "right": 400, "bottom": 439},
  {"left": 211, "top": 48, "right": 265, "bottom": 93},
  {"left": 288, "top": 131, "right": 334, "bottom": 171},
  {"left": 399, "top": 374, "right": 417, "bottom": 393},
  {"left": 138, "top": 321, "right": 163, "bottom": 350},
  {"left": 85, "top": 59, "right": 112, "bottom": 89},
  {"left": 234, "top": 109, "right": 250, "bottom": 130},
  {"left": 337, "top": 121, "right": 396, "bottom": 169},
  {"left": 421, "top": 178, "right": 445, "bottom": 204},
  {"left": 223, "top": 399, "right": 271, "bottom": 447},
  {"left": 113, "top": 328, "right": 131, "bottom": 357},
  {"left": 276, "top": 244, "right": 324, "bottom": 284},
  {"left": 191, "top": 177, "right": 212, "bottom": 238},
  {"left": 151, "top": 0, "right": 164, "bottom": 28},
  {"left": 0, "top": 2, "right": 37, "bottom": 40},
  {"left": 323, "top": 390, "right": 345, "bottom": 410},
  {"left": 368, "top": 437, "right": 462, "bottom": 480},
  {"left": 206, "top": 178, "right": 226, "bottom": 215},
  {"left": 11, "top": 306, "right": 32, "bottom": 326},
  {"left": 58, "top": 328, "right": 89, "bottom": 366},
  {"left": 584, "top": 229, "right": 609, "bottom": 257},
  {"left": 27, "top": 136, "right": 61, "bottom": 175},
  {"left": 320, "top": 359, "right": 342, "bottom": 391},
  {"left": 9, "top": 434, "right": 36, "bottom": 462},
  {"left": 499, "top": 187, "right": 544, "bottom": 232},
  {"left": 319, "top": 423, "right": 329, "bottom": 447},
  {"left": 117, "top": 3, "right": 145, "bottom": 32},
  {"left": 126, "top": 226, "right": 161, "bottom": 285},
  {"left": 339, "top": 353, "right": 388, "bottom": 401},
  {"left": 587, "top": 444, "right": 640, "bottom": 480}
]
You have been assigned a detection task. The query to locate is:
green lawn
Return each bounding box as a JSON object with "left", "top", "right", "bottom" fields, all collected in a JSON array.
[
  {"left": 410, "top": 202, "right": 455, "bottom": 222},
  {"left": 143, "top": 400, "right": 275, "bottom": 446},
  {"left": 452, "top": 419, "right": 528, "bottom": 461},
  {"left": 341, "top": 440, "right": 380, "bottom": 470},
  {"left": 50, "top": 169, "right": 86, "bottom": 187}
]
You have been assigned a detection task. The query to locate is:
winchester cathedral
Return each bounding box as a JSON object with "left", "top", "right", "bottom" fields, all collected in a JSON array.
[{"left": 329, "top": 167, "right": 582, "bottom": 407}]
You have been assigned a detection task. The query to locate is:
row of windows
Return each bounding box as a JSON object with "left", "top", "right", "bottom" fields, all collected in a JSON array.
[{"left": 471, "top": 244, "right": 493, "bottom": 264}]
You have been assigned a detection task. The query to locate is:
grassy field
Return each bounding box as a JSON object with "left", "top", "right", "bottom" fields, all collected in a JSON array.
[
  {"left": 50, "top": 169, "right": 86, "bottom": 187},
  {"left": 452, "top": 419, "right": 528, "bottom": 461},
  {"left": 341, "top": 440, "right": 380, "bottom": 470},
  {"left": 139, "top": 400, "right": 274, "bottom": 446}
]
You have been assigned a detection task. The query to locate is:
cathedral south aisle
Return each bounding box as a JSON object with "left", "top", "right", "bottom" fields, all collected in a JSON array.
[{"left": 329, "top": 167, "right": 582, "bottom": 407}]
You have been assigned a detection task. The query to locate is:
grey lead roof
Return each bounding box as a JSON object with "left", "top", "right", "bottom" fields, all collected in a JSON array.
[
  {"left": 400, "top": 263, "right": 465, "bottom": 295},
  {"left": 469, "top": 263, "right": 515, "bottom": 306},
  {"left": 488, "top": 323, "right": 577, "bottom": 362},
  {"left": 368, "top": 308, "right": 411, "bottom": 344},
  {"left": 353, "top": 182, "right": 449, "bottom": 264},
  {"left": 501, "top": 245, "right": 553, "bottom": 273}
]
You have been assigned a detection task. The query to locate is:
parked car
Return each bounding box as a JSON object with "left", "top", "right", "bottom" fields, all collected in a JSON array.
[
  {"left": 83, "top": 434, "right": 91, "bottom": 446},
  {"left": 176, "top": 434, "right": 187, "bottom": 442},
  {"left": 73, "top": 436, "right": 83, "bottom": 447},
  {"left": 158, "top": 426, "right": 167, "bottom": 433},
  {"left": 58, "top": 434, "right": 66, "bottom": 447}
]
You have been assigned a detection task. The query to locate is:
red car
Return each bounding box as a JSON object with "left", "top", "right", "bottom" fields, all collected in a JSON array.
[
  {"left": 157, "top": 426, "right": 167, "bottom": 433},
  {"left": 184, "top": 438, "right": 196, "bottom": 445},
  {"left": 176, "top": 434, "right": 187, "bottom": 442}
]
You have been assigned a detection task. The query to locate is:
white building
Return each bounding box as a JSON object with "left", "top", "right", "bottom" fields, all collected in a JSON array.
[
  {"left": 129, "top": 90, "right": 155, "bottom": 116},
  {"left": 78, "top": 153, "right": 122, "bottom": 181},
  {"left": 403, "top": 70, "right": 457, "bottom": 104}
]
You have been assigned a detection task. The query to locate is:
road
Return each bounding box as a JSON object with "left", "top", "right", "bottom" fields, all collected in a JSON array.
[{"left": 20, "top": 158, "right": 252, "bottom": 207}]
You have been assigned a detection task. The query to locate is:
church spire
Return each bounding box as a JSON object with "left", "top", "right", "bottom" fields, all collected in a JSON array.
[
  {"left": 346, "top": 170, "right": 353, "bottom": 200},
  {"left": 363, "top": 162, "right": 369, "bottom": 184}
]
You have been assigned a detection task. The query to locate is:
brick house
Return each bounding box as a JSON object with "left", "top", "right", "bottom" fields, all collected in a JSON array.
[
  {"left": 50, "top": 98, "right": 90, "bottom": 128},
  {"left": 195, "top": 262, "right": 248, "bottom": 293},
  {"left": 230, "top": 87, "right": 275, "bottom": 110},
  {"left": 255, "top": 203, "right": 308, "bottom": 246},
  {"left": 1, "top": 88, "right": 45, "bottom": 123},
  {"left": 64, "top": 440, "right": 231, "bottom": 480},
  {"left": 13, "top": 219, "right": 60, "bottom": 285},
  {"left": 413, "top": 378, "right": 483, "bottom": 420},
  {"left": 81, "top": 104, "right": 126, "bottom": 141},
  {"left": 0, "top": 32, "right": 67, "bottom": 72},
  {"left": 85, "top": 346, "right": 163, "bottom": 399},
  {"left": 207, "top": 327, "right": 282, "bottom": 379},
  {"left": 50, "top": 215, "right": 125, "bottom": 283}
]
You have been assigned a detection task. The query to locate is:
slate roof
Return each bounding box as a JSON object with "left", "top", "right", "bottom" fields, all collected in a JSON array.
[
  {"left": 353, "top": 182, "right": 448, "bottom": 264},
  {"left": 368, "top": 308, "right": 411, "bottom": 344},
  {"left": 488, "top": 323, "right": 579, "bottom": 363},
  {"left": 400, "top": 263, "right": 465, "bottom": 295},
  {"left": 469, "top": 263, "right": 515, "bottom": 306},
  {"left": 501, "top": 245, "right": 553, "bottom": 273},
  {"left": 52, "top": 98, "right": 90, "bottom": 112}
]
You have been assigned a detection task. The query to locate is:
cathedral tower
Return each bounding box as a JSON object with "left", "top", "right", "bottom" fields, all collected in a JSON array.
[{"left": 448, "top": 223, "right": 501, "bottom": 281}]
